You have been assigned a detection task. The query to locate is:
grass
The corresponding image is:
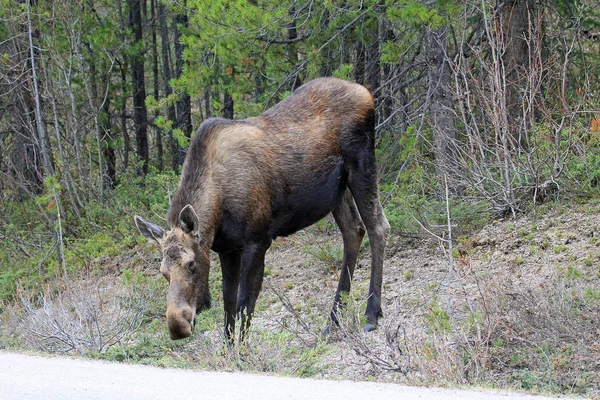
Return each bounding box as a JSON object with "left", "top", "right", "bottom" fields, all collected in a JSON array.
[{"left": 304, "top": 241, "right": 343, "bottom": 275}]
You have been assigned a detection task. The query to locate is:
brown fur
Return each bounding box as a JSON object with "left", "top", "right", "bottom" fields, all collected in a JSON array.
[{"left": 135, "top": 78, "right": 389, "bottom": 343}]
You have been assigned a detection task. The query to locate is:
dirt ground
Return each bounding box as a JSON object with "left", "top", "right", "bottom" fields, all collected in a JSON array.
[
  {"left": 244, "top": 203, "right": 600, "bottom": 393},
  {"left": 3, "top": 202, "right": 599, "bottom": 397}
]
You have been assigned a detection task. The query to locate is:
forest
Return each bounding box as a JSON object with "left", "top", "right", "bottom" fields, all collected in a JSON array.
[{"left": 1, "top": 0, "right": 600, "bottom": 395}]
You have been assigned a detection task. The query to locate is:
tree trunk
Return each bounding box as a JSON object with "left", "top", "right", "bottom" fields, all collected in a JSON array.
[
  {"left": 287, "top": 6, "right": 302, "bottom": 90},
  {"left": 366, "top": 21, "right": 381, "bottom": 122},
  {"left": 204, "top": 87, "right": 212, "bottom": 118},
  {"left": 158, "top": 1, "right": 178, "bottom": 172},
  {"left": 354, "top": 41, "right": 366, "bottom": 85},
  {"left": 118, "top": 0, "right": 130, "bottom": 170},
  {"left": 426, "top": 26, "right": 460, "bottom": 190},
  {"left": 120, "top": 62, "right": 130, "bottom": 170},
  {"left": 26, "top": 0, "right": 54, "bottom": 179},
  {"left": 223, "top": 93, "right": 234, "bottom": 119},
  {"left": 150, "top": 0, "right": 163, "bottom": 172},
  {"left": 173, "top": 8, "right": 192, "bottom": 166},
  {"left": 11, "top": 121, "right": 43, "bottom": 200},
  {"left": 129, "top": 0, "right": 149, "bottom": 176},
  {"left": 100, "top": 69, "right": 116, "bottom": 189},
  {"left": 500, "top": 0, "right": 535, "bottom": 151},
  {"left": 26, "top": 0, "right": 65, "bottom": 275},
  {"left": 381, "top": 19, "right": 395, "bottom": 122}
]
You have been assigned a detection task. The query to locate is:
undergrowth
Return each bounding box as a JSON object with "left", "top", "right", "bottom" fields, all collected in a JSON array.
[{"left": 2, "top": 167, "right": 600, "bottom": 396}]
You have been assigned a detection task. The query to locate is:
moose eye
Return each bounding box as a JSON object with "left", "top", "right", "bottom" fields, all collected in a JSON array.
[{"left": 186, "top": 260, "right": 196, "bottom": 272}]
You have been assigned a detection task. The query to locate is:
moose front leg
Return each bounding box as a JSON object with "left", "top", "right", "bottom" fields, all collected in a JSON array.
[
  {"left": 219, "top": 251, "right": 241, "bottom": 346},
  {"left": 237, "top": 240, "right": 271, "bottom": 344}
]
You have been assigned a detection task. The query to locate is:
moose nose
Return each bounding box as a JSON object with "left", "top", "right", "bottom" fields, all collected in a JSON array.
[{"left": 166, "top": 306, "right": 194, "bottom": 340}]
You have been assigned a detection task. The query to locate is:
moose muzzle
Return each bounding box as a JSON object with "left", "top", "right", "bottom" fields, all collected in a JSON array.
[{"left": 166, "top": 305, "right": 195, "bottom": 340}]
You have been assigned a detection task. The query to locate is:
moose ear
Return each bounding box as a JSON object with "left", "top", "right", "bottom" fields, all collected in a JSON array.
[
  {"left": 134, "top": 216, "right": 165, "bottom": 246},
  {"left": 178, "top": 204, "right": 199, "bottom": 235}
]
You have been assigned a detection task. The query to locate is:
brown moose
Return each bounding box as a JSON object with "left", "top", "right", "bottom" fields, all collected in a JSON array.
[{"left": 135, "top": 77, "right": 390, "bottom": 343}]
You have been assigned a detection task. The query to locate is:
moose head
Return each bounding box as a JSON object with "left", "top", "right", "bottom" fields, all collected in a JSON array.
[{"left": 135, "top": 205, "right": 211, "bottom": 340}]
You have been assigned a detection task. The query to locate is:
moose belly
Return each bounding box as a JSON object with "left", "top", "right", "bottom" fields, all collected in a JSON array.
[{"left": 269, "top": 158, "right": 347, "bottom": 238}]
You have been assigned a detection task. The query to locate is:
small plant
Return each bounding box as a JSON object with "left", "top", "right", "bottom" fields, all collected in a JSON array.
[
  {"left": 424, "top": 302, "right": 450, "bottom": 333},
  {"left": 564, "top": 265, "right": 583, "bottom": 280},
  {"left": 583, "top": 287, "right": 600, "bottom": 303},
  {"left": 305, "top": 241, "right": 343, "bottom": 274},
  {"left": 553, "top": 244, "right": 568, "bottom": 254},
  {"left": 313, "top": 217, "right": 335, "bottom": 233},
  {"left": 517, "top": 228, "right": 528, "bottom": 237},
  {"left": 404, "top": 270, "right": 414, "bottom": 281}
]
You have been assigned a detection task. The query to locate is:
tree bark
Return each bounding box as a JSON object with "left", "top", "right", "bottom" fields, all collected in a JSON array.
[
  {"left": 26, "top": 0, "right": 65, "bottom": 275},
  {"left": 129, "top": 0, "right": 149, "bottom": 176},
  {"left": 354, "top": 41, "right": 366, "bottom": 85},
  {"left": 223, "top": 92, "right": 234, "bottom": 119},
  {"left": 26, "top": 0, "right": 54, "bottom": 179},
  {"left": 158, "top": 1, "right": 178, "bottom": 172},
  {"left": 204, "top": 87, "right": 212, "bottom": 118},
  {"left": 287, "top": 6, "right": 302, "bottom": 90},
  {"left": 100, "top": 68, "right": 116, "bottom": 189},
  {"left": 150, "top": 0, "right": 163, "bottom": 172},
  {"left": 366, "top": 21, "right": 381, "bottom": 121},
  {"left": 118, "top": 0, "right": 130, "bottom": 170},
  {"left": 173, "top": 7, "right": 192, "bottom": 165},
  {"left": 426, "top": 26, "right": 460, "bottom": 189},
  {"left": 120, "top": 62, "right": 130, "bottom": 170},
  {"left": 500, "top": 0, "right": 535, "bottom": 151}
]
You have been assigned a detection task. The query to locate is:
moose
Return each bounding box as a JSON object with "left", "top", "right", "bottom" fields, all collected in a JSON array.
[{"left": 135, "top": 77, "right": 390, "bottom": 343}]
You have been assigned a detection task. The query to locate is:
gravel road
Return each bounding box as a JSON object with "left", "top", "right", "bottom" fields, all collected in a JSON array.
[{"left": 0, "top": 352, "right": 575, "bottom": 400}]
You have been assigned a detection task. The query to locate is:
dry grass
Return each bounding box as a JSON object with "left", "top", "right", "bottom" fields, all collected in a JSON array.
[
  {"left": 1, "top": 206, "right": 600, "bottom": 398},
  {"left": 1, "top": 276, "right": 154, "bottom": 354}
]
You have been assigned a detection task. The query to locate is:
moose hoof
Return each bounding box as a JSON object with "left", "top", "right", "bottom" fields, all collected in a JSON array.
[
  {"left": 362, "top": 323, "right": 377, "bottom": 333},
  {"left": 321, "top": 325, "right": 335, "bottom": 338}
]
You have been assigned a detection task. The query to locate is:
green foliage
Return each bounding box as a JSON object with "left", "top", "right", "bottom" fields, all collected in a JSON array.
[
  {"left": 386, "top": 0, "right": 444, "bottom": 29},
  {"left": 553, "top": 245, "right": 568, "bottom": 254},
  {"left": 332, "top": 64, "right": 355, "bottom": 80},
  {"left": 94, "top": 326, "right": 188, "bottom": 364},
  {"left": 305, "top": 241, "right": 343, "bottom": 274},
  {"left": 0, "top": 171, "right": 178, "bottom": 301},
  {"left": 424, "top": 299, "right": 451, "bottom": 333},
  {"left": 583, "top": 287, "right": 600, "bottom": 303},
  {"left": 564, "top": 265, "right": 583, "bottom": 280}
]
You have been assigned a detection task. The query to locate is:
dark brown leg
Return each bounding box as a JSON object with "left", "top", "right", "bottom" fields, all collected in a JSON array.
[
  {"left": 237, "top": 240, "right": 271, "bottom": 343},
  {"left": 346, "top": 155, "right": 390, "bottom": 331},
  {"left": 329, "top": 189, "right": 366, "bottom": 325},
  {"left": 219, "top": 251, "right": 241, "bottom": 345}
]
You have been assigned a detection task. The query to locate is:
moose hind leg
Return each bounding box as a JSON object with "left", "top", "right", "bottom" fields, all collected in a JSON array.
[
  {"left": 329, "top": 190, "right": 366, "bottom": 326},
  {"left": 347, "top": 158, "right": 390, "bottom": 331}
]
